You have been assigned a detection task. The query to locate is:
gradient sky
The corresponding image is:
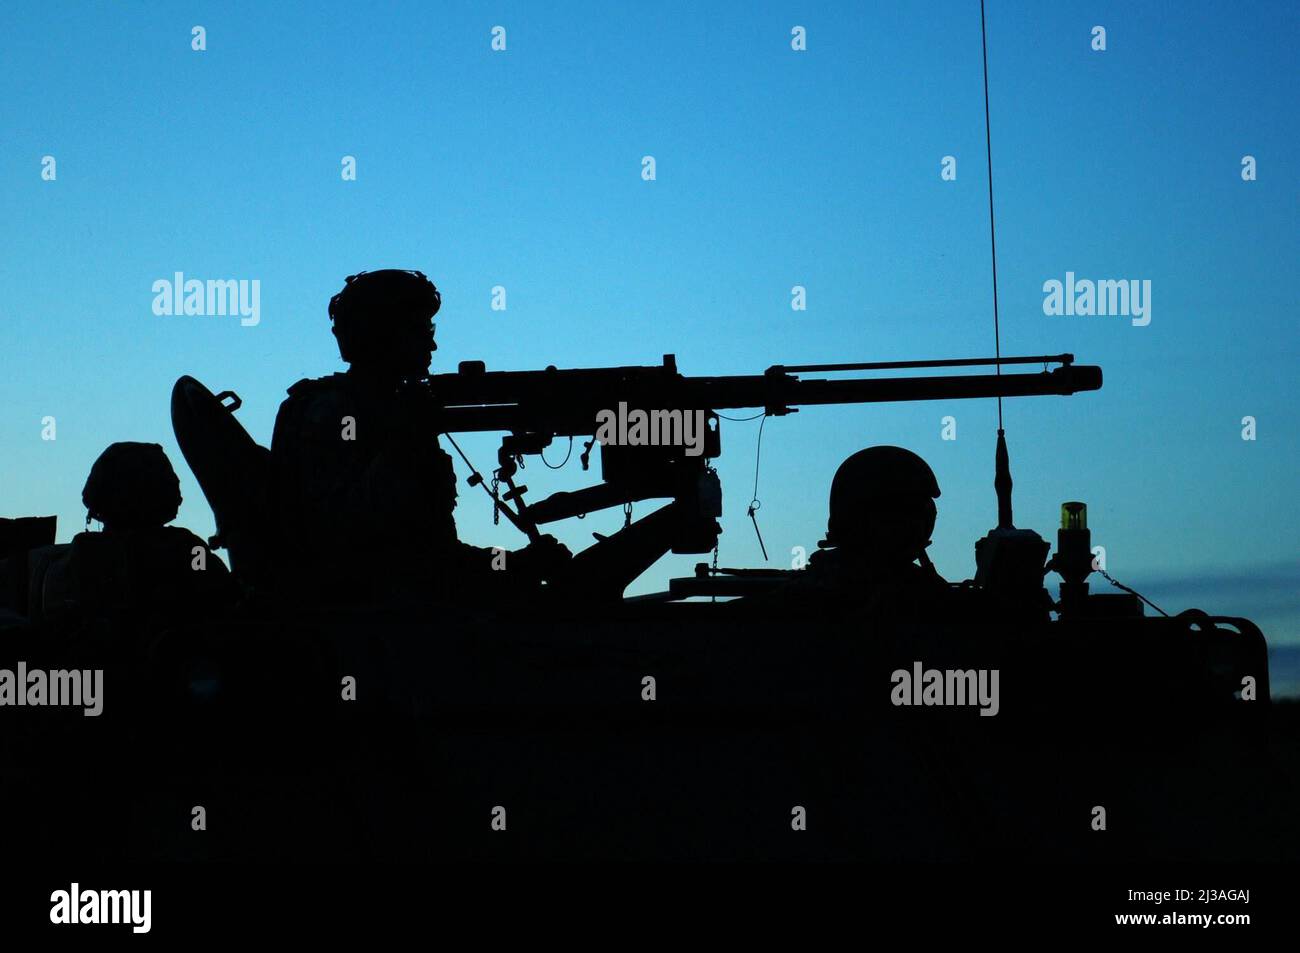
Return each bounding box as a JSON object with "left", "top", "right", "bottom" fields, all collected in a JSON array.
[{"left": 2, "top": 2, "right": 1296, "bottom": 648}]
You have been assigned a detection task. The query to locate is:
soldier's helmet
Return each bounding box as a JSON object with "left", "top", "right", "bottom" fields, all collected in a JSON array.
[
  {"left": 822, "top": 446, "right": 940, "bottom": 560},
  {"left": 82, "top": 442, "right": 183, "bottom": 531},
  {"left": 328, "top": 269, "right": 442, "bottom": 374}
]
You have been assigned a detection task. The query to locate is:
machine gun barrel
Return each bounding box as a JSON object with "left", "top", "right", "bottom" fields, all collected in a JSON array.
[
  {"left": 427, "top": 355, "right": 1101, "bottom": 436},
  {"left": 682, "top": 364, "right": 1099, "bottom": 415}
]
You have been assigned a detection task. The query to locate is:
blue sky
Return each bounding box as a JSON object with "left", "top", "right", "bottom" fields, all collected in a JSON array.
[{"left": 2, "top": 1, "right": 1296, "bottom": 643}]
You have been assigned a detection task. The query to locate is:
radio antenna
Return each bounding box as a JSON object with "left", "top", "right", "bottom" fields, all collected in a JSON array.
[
  {"left": 980, "top": 0, "right": 1003, "bottom": 429},
  {"left": 979, "top": 0, "right": 1015, "bottom": 530}
]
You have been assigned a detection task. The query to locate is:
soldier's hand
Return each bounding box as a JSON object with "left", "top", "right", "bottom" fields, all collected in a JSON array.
[
  {"left": 516, "top": 534, "right": 573, "bottom": 580},
  {"left": 526, "top": 534, "right": 573, "bottom": 563}
]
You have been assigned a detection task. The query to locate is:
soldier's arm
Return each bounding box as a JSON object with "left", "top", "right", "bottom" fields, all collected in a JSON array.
[{"left": 429, "top": 447, "right": 553, "bottom": 577}]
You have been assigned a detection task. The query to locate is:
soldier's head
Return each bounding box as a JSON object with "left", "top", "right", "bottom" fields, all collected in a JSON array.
[
  {"left": 329, "top": 270, "right": 442, "bottom": 378},
  {"left": 822, "top": 446, "right": 939, "bottom": 563},
  {"left": 82, "top": 442, "right": 183, "bottom": 532}
]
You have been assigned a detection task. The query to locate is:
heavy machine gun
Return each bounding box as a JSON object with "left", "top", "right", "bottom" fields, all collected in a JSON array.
[{"left": 421, "top": 352, "right": 1101, "bottom": 556}]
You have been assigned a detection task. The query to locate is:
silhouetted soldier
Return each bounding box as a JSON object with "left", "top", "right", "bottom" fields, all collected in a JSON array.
[
  {"left": 40, "top": 442, "right": 232, "bottom": 622},
  {"left": 741, "top": 446, "right": 951, "bottom": 621},
  {"left": 270, "top": 269, "right": 568, "bottom": 603}
]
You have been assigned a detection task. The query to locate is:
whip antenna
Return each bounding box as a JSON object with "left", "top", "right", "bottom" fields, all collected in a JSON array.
[
  {"left": 980, "top": 0, "right": 1003, "bottom": 430},
  {"left": 980, "top": 0, "right": 1015, "bottom": 529}
]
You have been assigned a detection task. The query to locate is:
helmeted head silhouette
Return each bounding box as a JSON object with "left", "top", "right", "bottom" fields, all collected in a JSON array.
[
  {"left": 82, "top": 441, "right": 183, "bottom": 531},
  {"left": 822, "top": 446, "right": 939, "bottom": 562},
  {"left": 329, "top": 269, "right": 442, "bottom": 376}
]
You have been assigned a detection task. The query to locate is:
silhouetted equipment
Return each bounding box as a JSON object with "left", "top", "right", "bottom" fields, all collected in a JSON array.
[
  {"left": 0, "top": 516, "right": 57, "bottom": 618},
  {"left": 1046, "top": 500, "right": 1161, "bottom": 619},
  {"left": 171, "top": 376, "right": 273, "bottom": 585},
  {"left": 994, "top": 428, "right": 1013, "bottom": 529},
  {"left": 0, "top": 516, "right": 57, "bottom": 554},
  {"left": 420, "top": 352, "right": 1101, "bottom": 553},
  {"left": 649, "top": 563, "right": 792, "bottom": 601},
  {"left": 973, "top": 428, "right": 1052, "bottom": 617},
  {"left": 1053, "top": 501, "right": 1094, "bottom": 615}
]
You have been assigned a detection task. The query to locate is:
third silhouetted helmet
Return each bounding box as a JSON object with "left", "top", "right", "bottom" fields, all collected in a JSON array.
[
  {"left": 824, "top": 446, "right": 940, "bottom": 550},
  {"left": 82, "top": 442, "right": 183, "bottom": 530}
]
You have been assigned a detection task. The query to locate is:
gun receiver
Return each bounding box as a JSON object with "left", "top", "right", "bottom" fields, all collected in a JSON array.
[{"left": 423, "top": 353, "right": 1101, "bottom": 551}]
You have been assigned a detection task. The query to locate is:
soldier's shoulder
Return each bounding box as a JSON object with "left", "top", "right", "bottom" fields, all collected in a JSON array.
[
  {"left": 285, "top": 373, "right": 350, "bottom": 401},
  {"left": 278, "top": 373, "right": 355, "bottom": 421},
  {"left": 155, "top": 525, "right": 211, "bottom": 548},
  {"left": 271, "top": 376, "right": 357, "bottom": 454}
]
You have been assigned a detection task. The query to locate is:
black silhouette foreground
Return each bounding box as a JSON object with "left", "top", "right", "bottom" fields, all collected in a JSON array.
[{"left": 0, "top": 270, "right": 1287, "bottom": 863}]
